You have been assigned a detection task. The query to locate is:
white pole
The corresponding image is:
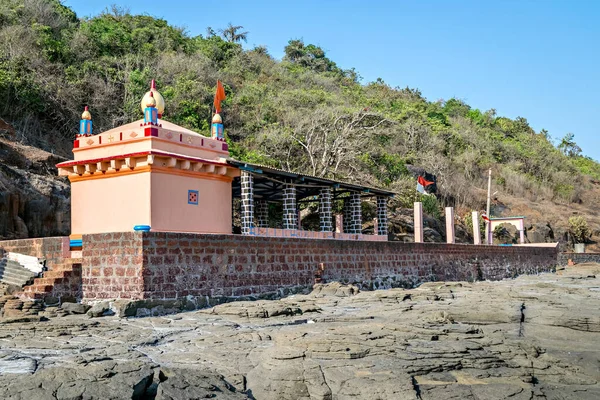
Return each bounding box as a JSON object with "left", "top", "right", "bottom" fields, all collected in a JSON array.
[{"left": 485, "top": 168, "right": 492, "bottom": 244}]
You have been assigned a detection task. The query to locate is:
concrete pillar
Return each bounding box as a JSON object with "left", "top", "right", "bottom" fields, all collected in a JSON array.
[
  {"left": 376, "top": 196, "right": 388, "bottom": 236},
  {"left": 414, "top": 202, "right": 424, "bottom": 243},
  {"left": 472, "top": 211, "right": 481, "bottom": 245},
  {"left": 349, "top": 193, "right": 362, "bottom": 234},
  {"left": 335, "top": 214, "right": 343, "bottom": 233},
  {"left": 319, "top": 188, "right": 333, "bottom": 232},
  {"left": 255, "top": 200, "right": 269, "bottom": 228},
  {"left": 445, "top": 207, "right": 455, "bottom": 244},
  {"left": 282, "top": 183, "right": 297, "bottom": 230},
  {"left": 240, "top": 171, "right": 254, "bottom": 235}
]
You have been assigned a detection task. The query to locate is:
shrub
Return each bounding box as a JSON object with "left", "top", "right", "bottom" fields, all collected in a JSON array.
[
  {"left": 421, "top": 194, "right": 440, "bottom": 219},
  {"left": 464, "top": 212, "right": 486, "bottom": 236},
  {"left": 568, "top": 216, "right": 590, "bottom": 244}
]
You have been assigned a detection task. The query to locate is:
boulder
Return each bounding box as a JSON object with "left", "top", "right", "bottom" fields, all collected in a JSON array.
[
  {"left": 87, "top": 301, "right": 113, "bottom": 318},
  {"left": 493, "top": 223, "right": 519, "bottom": 244},
  {"left": 527, "top": 222, "right": 554, "bottom": 243},
  {"left": 61, "top": 302, "right": 91, "bottom": 315}
]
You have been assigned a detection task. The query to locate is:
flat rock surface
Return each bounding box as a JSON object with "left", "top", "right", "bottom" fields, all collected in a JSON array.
[{"left": 0, "top": 264, "right": 599, "bottom": 399}]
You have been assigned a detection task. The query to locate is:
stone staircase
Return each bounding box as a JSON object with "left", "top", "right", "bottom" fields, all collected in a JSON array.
[
  {"left": 0, "top": 257, "right": 37, "bottom": 287},
  {"left": 19, "top": 258, "right": 82, "bottom": 301}
]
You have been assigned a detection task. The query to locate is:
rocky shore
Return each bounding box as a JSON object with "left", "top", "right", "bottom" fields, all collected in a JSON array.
[{"left": 0, "top": 264, "right": 598, "bottom": 399}]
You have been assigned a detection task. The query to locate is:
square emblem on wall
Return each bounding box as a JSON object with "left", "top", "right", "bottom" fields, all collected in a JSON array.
[{"left": 188, "top": 190, "right": 199, "bottom": 205}]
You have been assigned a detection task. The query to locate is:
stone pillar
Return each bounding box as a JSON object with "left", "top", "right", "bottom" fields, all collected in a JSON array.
[
  {"left": 472, "top": 211, "right": 481, "bottom": 245},
  {"left": 349, "top": 193, "right": 362, "bottom": 234},
  {"left": 342, "top": 198, "right": 351, "bottom": 233},
  {"left": 255, "top": 200, "right": 269, "bottom": 228},
  {"left": 376, "top": 196, "right": 388, "bottom": 236},
  {"left": 414, "top": 202, "right": 424, "bottom": 243},
  {"left": 283, "top": 183, "right": 297, "bottom": 230},
  {"left": 240, "top": 171, "right": 254, "bottom": 235},
  {"left": 319, "top": 188, "right": 333, "bottom": 232},
  {"left": 445, "top": 207, "right": 455, "bottom": 244}
]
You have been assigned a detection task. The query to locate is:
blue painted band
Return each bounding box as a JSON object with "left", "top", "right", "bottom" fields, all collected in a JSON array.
[
  {"left": 133, "top": 225, "right": 151, "bottom": 232},
  {"left": 70, "top": 239, "right": 82, "bottom": 247}
]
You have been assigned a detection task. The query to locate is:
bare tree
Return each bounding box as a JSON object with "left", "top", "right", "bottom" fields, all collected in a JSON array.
[{"left": 289, "top": 109, "right": 394, "bottom": 178}]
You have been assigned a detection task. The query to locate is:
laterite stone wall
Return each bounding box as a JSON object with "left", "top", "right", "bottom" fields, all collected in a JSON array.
[
  {"left": 80, "top": 232, "right": 559, "bottom": 302},
  {"left": 0, "top": 236, "right": 69, "bottom": 271},
  {"left": 558, "top": 252, "right": 600, "bottom": 265}
]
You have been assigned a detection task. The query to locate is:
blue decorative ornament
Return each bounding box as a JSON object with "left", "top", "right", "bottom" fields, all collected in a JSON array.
[
  {"left": 79, "top": 106, "right": 93, "bottom": 135},
  {"left": 211, "top": 113, "right": 224, "bottom": 140}
]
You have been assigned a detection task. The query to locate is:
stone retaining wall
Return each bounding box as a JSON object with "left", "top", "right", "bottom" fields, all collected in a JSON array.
[
  {"left": 558, "top": 252, "right": 600, "bottom": 265},
  {"left": 0, "top": 237, "right": 69, "bottom": 271},
  {"left": 80, "top": 232, "right": 558, "bottom": 304}
]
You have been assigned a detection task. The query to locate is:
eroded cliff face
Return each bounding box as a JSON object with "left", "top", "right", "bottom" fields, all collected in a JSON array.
[{"left": 0, "top": 138, "right": 70, "bottom": 240}]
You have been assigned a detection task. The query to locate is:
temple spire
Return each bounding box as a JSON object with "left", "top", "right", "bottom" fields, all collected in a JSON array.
[
  {"left": 141, "top": 80, "right": 165, "bottom": 118},
  {"left": 78, "top": 106, "right": 92, "bottom": 136},
  {"left": 143, "top": 91, "right": 159, "bottom": 125}
]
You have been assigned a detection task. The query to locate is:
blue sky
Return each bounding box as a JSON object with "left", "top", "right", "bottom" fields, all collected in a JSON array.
[{"left": 64, "top": 0, "right": 599, "bottom": 161}]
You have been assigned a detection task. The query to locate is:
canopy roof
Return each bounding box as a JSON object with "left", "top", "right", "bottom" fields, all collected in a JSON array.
[{"left": 228, "top": 160, "right": 395, "bottom": 202}]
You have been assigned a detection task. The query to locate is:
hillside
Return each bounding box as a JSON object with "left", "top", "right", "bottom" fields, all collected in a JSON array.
[{"left": 0, "top": 1, "right": 598, "bottom": 249}]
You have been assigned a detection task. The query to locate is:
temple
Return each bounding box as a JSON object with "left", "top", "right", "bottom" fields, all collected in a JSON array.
[
  {"left": 56, "top": 81, "right": 393, "bottom": 242},
  {"left": 0, "top": 80, "right": 558, "bottom": 310}
]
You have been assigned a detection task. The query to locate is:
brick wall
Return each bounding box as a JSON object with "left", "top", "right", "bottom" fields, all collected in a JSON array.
[
  {"left": 558, "top": 252, "right": 600, "bottom": 265},
  {"left": 81, "top": 232, "right": 145, "bottom": 300},
  {"left": 0, "top": 236, "right": 69, "bottom": 271},
  {"left": 81, "top": 232, "right": 558, "bottom": 302}
]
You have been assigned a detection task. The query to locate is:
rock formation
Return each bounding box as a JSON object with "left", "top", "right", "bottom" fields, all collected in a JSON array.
[
  {"left": 0, "top": 138, "right": 70, "bottom": 240},
  {"left": 0, "top": 265, "right": 598, "bottom": 399}
]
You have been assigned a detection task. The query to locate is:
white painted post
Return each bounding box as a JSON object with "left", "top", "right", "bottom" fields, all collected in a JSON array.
[
  {"left": 414, "top": 202, "right": 424, "bottom": 243},
  {"left": 472, "top": 211, "right": 481, "bottom": 245},
  {"left": 445, "top": 207, "right": 455, "bottom": 244},
  {"left": 373, "top": 217, "right": 379, "bottom": 236}
]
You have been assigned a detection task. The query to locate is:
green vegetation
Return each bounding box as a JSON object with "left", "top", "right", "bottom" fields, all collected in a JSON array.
[
  {"left": 464, "top": 213, "right": 486, "bottom": 236},
  {"left": 0, "top": 1, "right": 598, "bottom": 217},
  {"left": 568, "top": 216, "right": 591, "bottom": 244},
  {"left": 421, "top": 195, "right": 441, "bottom": 219}
]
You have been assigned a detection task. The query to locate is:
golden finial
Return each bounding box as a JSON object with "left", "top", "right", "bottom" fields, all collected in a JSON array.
[
  {"left": 81, "top": 106, "right": 92, "bottom": 120},
  {"left": 212, "top": 113, "right": 222, "bottom": 124},
  {"left": 146, "top": 91, "right": 157, "bottom": 108},
  {"left": 140, "top": 79, "right": 165, "bottom": 116}
]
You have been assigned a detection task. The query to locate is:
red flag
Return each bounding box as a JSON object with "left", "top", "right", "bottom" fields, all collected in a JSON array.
[
  {"left": 481, "top": 212, "right": 490, "bottom": 222},
  {"left": 417, "top": 176, "right": 434, "bottom": 187},
  {"left": 213, "top": 80, "right": 226, "bottom": 113}
]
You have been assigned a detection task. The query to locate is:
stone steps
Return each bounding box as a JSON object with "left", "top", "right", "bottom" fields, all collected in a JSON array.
[
  {"left": 0, "top": 258, "right": 37, "bottom": 287},
  {"left": 19, "top": 260, "right": 82, "bottom": 301}
]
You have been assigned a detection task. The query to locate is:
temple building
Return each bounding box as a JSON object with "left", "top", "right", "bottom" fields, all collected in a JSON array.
[
  {"left": 56, "top": 81, "right": 393, "bottom": 243},
  {"left": 1, "top": 80, "right": 558, "bottom": 307}
]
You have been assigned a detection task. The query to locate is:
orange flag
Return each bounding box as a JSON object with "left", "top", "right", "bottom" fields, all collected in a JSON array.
[{"left": 213, "top": 80, "right": 226, "bottom": 113}]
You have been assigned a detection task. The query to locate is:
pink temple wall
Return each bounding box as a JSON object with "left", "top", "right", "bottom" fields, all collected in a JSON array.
[
  {"left": 71, "top": 173, "right": 151, "bottom": 235},
  {"left": 150, "top": 172, "right": 232, "bottom": 234}
]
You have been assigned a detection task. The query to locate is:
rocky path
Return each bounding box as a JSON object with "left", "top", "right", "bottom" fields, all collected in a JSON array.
[{"left": 0, "top": 264, "right": 598, "bottom": 399}]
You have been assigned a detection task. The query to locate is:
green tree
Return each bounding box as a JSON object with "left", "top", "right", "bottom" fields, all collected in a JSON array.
[
  {"left": 558, "top": 133, "right": 582, "bottom": 157},
  {"left": 218, "top": 23, "right": 248, "bottom": 43}
]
